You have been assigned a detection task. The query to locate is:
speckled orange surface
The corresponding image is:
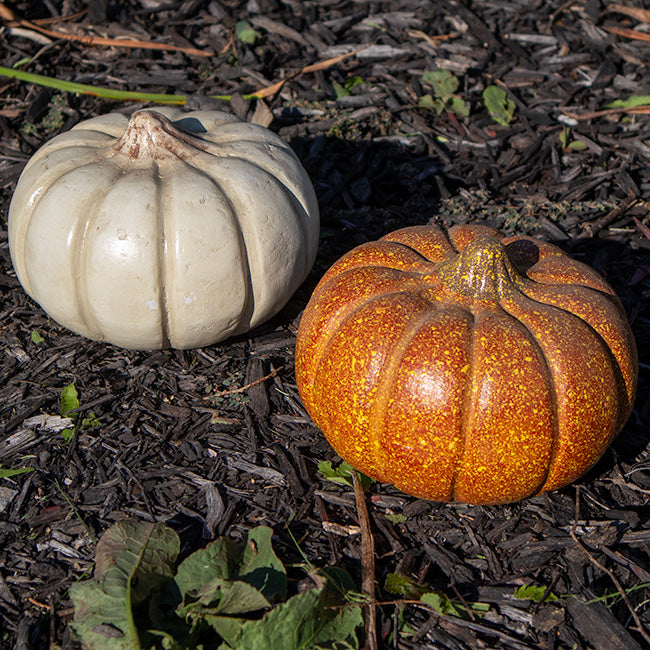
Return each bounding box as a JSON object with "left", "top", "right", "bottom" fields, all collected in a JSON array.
[{"left": 295, "top": 224, "right": 638, "bottom": 505}]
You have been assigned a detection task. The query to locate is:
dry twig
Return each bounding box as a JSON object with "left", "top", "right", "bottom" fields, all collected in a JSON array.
[
  {"left": 352, "top": 472, "right": 377, "bottom": 650},
  {"left": 0, "top": 3, "right": 213, "bottom": 57},
  {"left": 210, "top": 365, "right": 284, "bottom": 399}
]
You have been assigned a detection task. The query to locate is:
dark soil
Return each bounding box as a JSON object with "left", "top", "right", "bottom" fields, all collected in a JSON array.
[{"left": 1, "top": 1, "right": 650, "bottom": 648}]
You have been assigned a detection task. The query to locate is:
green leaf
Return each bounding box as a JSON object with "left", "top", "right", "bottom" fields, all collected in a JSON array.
[
  {"left": 606, "top": 94, "right": 650, "bottom": 109},
  {"left": 559, "top": 126, "right": 571, "bottom": 149},
  {"left": 423, "top": 69, "right": 459, "bottom": 98},
  {"left": 482, "top": 85, "right": 516, "bottom": 126},
  {"left": 70, "top": 520, "right": 180, "bottom": 649},
  {"left": 559, "top": 127, "right": 587, "bottom": 151},
  {"left": 214, "top": 577, "right": 363, "bottom": 650},
  {"left": 60, "top": 383, "right": 80, "bottom": 419},
  {"left": 333, "top": 83, "right": 349, "bottom": 100},
  {"left": 175, "top": 537, "right": 237, "bottom": 598},
  {"left": 420, "top": 591, "right": 460, "bottom": 617},
  {"left": 182, "top": 577, "right": 271, "bottom": 617},
  {"left": 514, "top": 584, "right": 558, "bottom": 603},
  {"left": 82, "top": 412, "right": 102, "bottom": 429},
  {"left": 418, "top": 94, "right": 435, "bottom": 109},
  {"left": 385, "top": 513, "right": 407, "bottom": 525},
  {"left": 335, "top": 75, "right": 365, "bottom": 99},
  {"left": 30, "top": 330, "right": 45, "bottom": 345},
  {"left": 236, "top": 21, "right": 260, "bottom": 45},
  {"left": 175, "top": 525, "right": 286, "bottom": 634},
  {"left": 239, "top": 526, "right": 287, "bottom": 603},
  {"left": 317, "top": 461, "right": 374, "bottom": 492},
  {"left": 384, "top": 573, "right": 427, "bottom": 599},
  {"left": 61, "top": 428, "right": 75, "bottom": 443},
  {"left": 0, "top": 466, "right": 34, "bottom": 479},
  {"left": 450, "top": 95, "right": 470, "bottom": 117},
  {"left": 568, "top": 139, "right": 587, "bottom": 151}
]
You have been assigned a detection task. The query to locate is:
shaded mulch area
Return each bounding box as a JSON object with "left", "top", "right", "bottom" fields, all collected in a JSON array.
[{"left": 1, "top": 0, "right": 650, "bottom": 648}]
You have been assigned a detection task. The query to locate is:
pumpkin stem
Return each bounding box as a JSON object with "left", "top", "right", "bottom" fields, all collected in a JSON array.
[
  {"left": 114, "top": 110, "right": 202, "bottom": 161},
  {"left": 436, "top": 235, "right": 519, "bottom": 301}
]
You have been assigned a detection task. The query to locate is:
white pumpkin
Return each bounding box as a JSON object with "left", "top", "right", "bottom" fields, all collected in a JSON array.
[{"left": 8, "top": 108, "right": 319, "bottom": 349}]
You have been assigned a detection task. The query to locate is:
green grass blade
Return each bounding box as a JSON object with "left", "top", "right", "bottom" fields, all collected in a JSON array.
[
  {"left": 0, "top": 66, "right": 188, "bottom": 104},
  {"left": 0, "top": 66, "right": 264, "bottom": 106}
]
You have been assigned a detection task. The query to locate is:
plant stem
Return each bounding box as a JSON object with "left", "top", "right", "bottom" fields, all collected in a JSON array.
[{"left": 352, "top": 472, "right": 377, "bottom": 650}]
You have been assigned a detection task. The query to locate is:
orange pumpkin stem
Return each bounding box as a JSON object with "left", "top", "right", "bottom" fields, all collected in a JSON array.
[{"left": 437, "top": 235, "right": 518, "bottom": 301}]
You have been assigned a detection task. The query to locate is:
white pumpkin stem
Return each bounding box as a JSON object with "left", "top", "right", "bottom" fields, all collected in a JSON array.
[{"left": 114, "top": 110, "right": 202, "bottom": 161}]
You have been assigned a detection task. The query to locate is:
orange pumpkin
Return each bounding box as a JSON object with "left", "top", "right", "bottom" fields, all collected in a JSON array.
[{"left": 295, "top": 224, "right": 637, "bottom": 505}]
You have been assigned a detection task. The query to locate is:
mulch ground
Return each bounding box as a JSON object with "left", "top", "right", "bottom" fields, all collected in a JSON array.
[{"left": 1, "top": 1, "right": 650, "bottom": 648}]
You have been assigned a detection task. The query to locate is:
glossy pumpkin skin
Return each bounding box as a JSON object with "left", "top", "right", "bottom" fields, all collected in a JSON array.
[
  {"left": 8, "top": 108, "right": 319, "bottom": 349},
  {"left": 295, "top": 224, "right": 637, "bottom": 505}
]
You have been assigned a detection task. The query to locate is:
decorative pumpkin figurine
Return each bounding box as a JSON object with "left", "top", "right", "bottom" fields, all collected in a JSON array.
[
  {"left": 296, "top": 224, "right": 637, "bottom": 505},
  {"left": 8, "top": 108, "right": 319, "bottom": 349}
]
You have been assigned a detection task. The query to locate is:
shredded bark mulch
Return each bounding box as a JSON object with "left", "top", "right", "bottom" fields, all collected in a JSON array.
[{"left": 1, "top": 1, "right": 650, "bottom": 648}]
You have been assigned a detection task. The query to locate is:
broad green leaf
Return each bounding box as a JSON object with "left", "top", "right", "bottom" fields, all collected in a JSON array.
[
  {"left": 420, "top": 591, "right": 458, "bottom": 616},
  {"left": 70, "top": 581, "right": 136, "bottom": 650},
  {"left": 175, "top": 537, "right": 237, "bottom": 598},
  {"left": 423, "top": 69, "right": 459, "bottom": 99},
  {"left": 175, "top": 526, "right": 285, "bottom": 623},
  {"left": 450, "top": 95, "right": 470, "bottom": 117},
  {"left": 607, "top": 94, "right": 650, "bottom": 109},
  {"left": 514, "top": 584, "right": 558, "bottom": 603},
  {"left": 61, "top": 429, "right": 74, "bottom": 443},
  {"left": 236, "top": 21, "right": 260, "bottom": 45},
  {"left": 70, "top": 520, "right": 180, "bottom": 649},
  {"left": 419, "top": 94, "right": 435, "bottom": 109},
  {"left": 181, "top": 578, "right": 270, "bottom": 617},
  {"left": 30, "top": 330, "right": 45, "bottom": 344},
  {"left": 568, "top": 140, "right": 587, "bottom": 151},
  {"left": 239, "top": 526, "right": 287, "bottom": 603},
  {"left": 317, "top": 461, "right": 374, "bottom": 492},
  {"left": 60, "top": 383, "right": 79, "bottom": 419},
  {"left": 96, "top": 520, "right": 180, "bottom": 605},
  {"left": 482, "top": 85, "right": 516, "bottom": 126},
  {"left": 214, "top": 580, "right": 363, "bottom": 650},
  {"left": 0, "top": 466, "right": 34, "bottom": 479}
]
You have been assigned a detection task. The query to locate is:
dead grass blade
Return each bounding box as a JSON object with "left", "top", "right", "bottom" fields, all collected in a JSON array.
[
  {"left": 634, "top": 217, "right": 650, "bottom": 243},
  {"left": 408, "top": 29, "right": 460, "bottom": 47},
  {"left": 562, "top": 105, "right": 650, "bottom": 120},
  {"left": 604, "top": 4, "right": 650, "bottom": 23},
  {"left": 0, "top": 3, "right": 213, "bottom": 57},
  {"left": 605, "top": 26, "right": 650, "bottom": 43},
  {"left": 0, "top": 2, "right": 14, "bottom": 20}
]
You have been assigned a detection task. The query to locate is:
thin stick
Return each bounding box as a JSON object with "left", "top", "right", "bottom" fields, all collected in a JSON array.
[
  {"left": 210, "top": 365, "right": 284, "bottom": 398},
  {"left": 570, "top": 488, "right": 650, "bottom": 645},
  {"left": 252, "top": 47, "right": 367, "bottom": 99},
  {"left": 562, "top": 105, "right": 650, "bottom": 121},
  {"left": 352, "top": 472, "right": 377, "bottom": 650}
]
